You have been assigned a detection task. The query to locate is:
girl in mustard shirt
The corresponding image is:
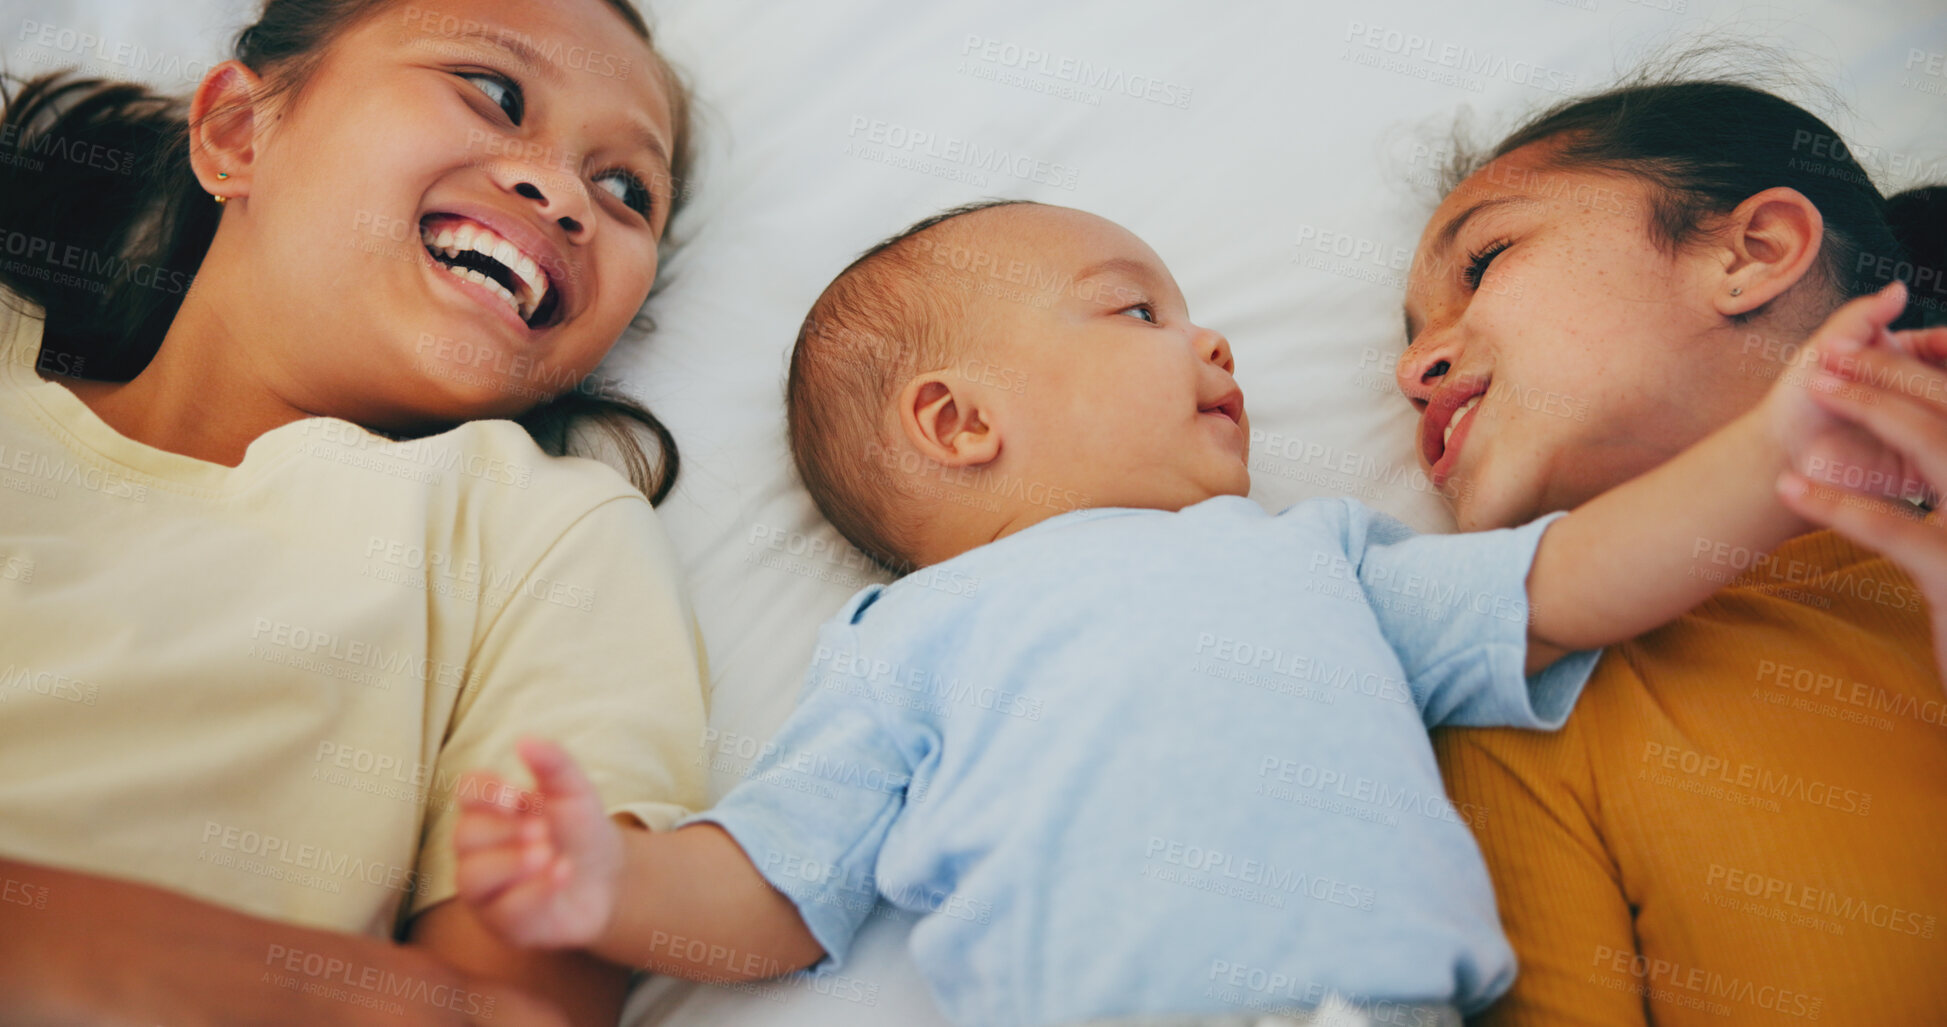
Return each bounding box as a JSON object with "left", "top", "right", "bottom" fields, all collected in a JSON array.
[{"left": 1395, "top": 75, "right": 1946, "bottom": 1025}]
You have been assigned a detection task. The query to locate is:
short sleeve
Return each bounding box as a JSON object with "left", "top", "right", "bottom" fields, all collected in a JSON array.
[
  {"left": 679, "top": 622, "right": 926, "bottom": 972},
  {"left": 1345, "top": 501, "right": 1601, "bottom": 730},
  {"left": 407, "top": 495, "right": 710, "bottom": 923}
]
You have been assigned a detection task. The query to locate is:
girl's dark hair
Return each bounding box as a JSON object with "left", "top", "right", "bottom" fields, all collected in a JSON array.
[
  {"left": 0, "top": 0, "right": 695, "bottom": 502},
  {"left": 1452, "top": 74, "right": 1944, "bottom": 328}
]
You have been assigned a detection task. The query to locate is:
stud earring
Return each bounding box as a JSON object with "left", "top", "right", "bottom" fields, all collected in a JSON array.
[
  {"left": 213, "top": 171, "right": 230, "bottom": 204},
  {"left": 1730, "top": 287, "right": 1742, "bottom": 297}
]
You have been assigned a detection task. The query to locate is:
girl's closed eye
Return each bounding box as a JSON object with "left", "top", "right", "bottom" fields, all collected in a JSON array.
[{"left": 1462, "top": 239, "right": 1510, "bottom": 291}]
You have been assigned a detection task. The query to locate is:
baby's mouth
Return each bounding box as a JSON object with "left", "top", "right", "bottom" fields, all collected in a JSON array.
[
  {"left": 419, "top": 214, "right": 560, "bottom": 329},
  {"left": 1199, "top": 388, "right": 1245, "bottom": 425}
]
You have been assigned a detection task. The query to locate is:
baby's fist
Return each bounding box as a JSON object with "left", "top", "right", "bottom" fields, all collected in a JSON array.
[{"left": 452, "top": 738, "right": 624, "bottom": 949}]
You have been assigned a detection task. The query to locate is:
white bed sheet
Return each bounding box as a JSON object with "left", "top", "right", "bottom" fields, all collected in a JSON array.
[{"left": 19, "top": 1, "right": 1946, "bottom": 1024}]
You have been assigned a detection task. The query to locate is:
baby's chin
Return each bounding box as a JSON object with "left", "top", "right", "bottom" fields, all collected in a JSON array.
[
  {"left": 1220, "top": 462, "right": 1253, "bottom": 499},
  {"left": 1178, "top": 472, "right": 1253, "bottom": 509}
]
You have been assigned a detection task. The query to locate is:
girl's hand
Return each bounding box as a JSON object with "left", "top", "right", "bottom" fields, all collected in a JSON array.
[
  {"left": 1762, "top": 282, "right": 1920, "bottom": 504},
  {"left": 0, "top": 856, "right": 568, "bottom": 1027},
  {"left": 1778, "top": 322, "right": 1947, "bottom": 684},
  {"left": 453, "top": 739, "right": 625, "bottom": 950}
]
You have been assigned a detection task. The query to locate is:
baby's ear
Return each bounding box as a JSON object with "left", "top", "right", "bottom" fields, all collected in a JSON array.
[{"left": 899, "top": 372, "right": 1000, "bottom": 468}]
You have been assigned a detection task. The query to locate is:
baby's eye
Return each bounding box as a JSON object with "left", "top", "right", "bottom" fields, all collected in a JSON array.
[
  {"left": 1118, "top": 304, "right": 1157, "bottom": 323},
  {"left": 595, "top": 168, "right": 654, "bottom": 219},
  {"left": 459, "top": 71, "right": 524, "bottom": 125}
]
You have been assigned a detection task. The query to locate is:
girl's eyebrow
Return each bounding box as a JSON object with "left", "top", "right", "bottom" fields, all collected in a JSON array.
[
  {"left": 413, "top": 27, "right": 567, "bottom": 88},
  {"left": 627, "top": 122, "right": 671, "bottom": 170},
  {"left": 1431, "top": 195, "right": 1529, "bottom": 256}
]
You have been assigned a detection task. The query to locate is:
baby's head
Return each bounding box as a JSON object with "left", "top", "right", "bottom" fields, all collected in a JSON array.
[{"left": 787, "top": 201, "right": 1249, "bottom": 573}]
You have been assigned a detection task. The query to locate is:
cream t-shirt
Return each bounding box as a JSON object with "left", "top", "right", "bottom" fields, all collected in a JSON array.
[{"left": 0, "top": 293, "right": 708, "bottom": 937}]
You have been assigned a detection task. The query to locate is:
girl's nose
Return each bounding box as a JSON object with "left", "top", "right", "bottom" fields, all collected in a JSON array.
[
  {"left": 1396, "top": 342, "right": 1454, "bottom": 410},
  {"left": 513, "top": 180, "right": 586, "bottom": 237}
]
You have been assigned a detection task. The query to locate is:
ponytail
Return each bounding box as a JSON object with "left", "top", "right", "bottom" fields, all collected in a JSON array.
[
  {"left": 0, "top": 73, "right": 213, "bottom": 381},
  {"left": 1883, "top": 186, "right": 1945, "bottom": 327}
]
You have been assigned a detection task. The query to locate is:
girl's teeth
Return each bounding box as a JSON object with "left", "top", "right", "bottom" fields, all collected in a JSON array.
[
  {"left": 492, "top": 239, "right": 522, "bottom": 274},
  {"left": 418, "top": 217, "right": 555, "bottom": 324},
  {"left": 1444, "top": 396, "right": 1482, "bottom": 448},
  {"left": 445, "top": 263, "right": 522, "bottom": 321}
]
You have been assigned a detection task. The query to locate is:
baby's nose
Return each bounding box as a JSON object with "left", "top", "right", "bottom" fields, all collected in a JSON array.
[{"left": 1196, "top": 328, "right": 1234, "bottom": 373}]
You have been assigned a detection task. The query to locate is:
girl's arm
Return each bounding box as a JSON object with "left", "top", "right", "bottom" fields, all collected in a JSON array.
[
  {"left": 1430, "top": 730, "right": 1651, "bottom": 1027},
  {"left": 453, "top": 739, "right": 824, "bottom": 980},
  {"left": 1523, "top": 284, "right": 1925, "bottom": 668},
  {"left": 0, "top": 856, "right": 566, "bottom": 1027},
  {"left": 404, "top": 900, "right": 631, "bottom": 1027}
]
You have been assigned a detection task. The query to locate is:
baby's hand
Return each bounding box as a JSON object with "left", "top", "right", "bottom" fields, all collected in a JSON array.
[
  {"left": 1761, "top": 282, "right": 1917, "bottom": 502},
  {"left": 1777, "top": 320, "right": 1947, "bottom": 684},
  {"left": 453, "top": 738, "right": 625, "bottom": 949}
]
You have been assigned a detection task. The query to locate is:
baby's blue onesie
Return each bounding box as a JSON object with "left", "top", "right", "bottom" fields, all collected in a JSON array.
[{"left": 684, "top": 495, "right": 1600, "bottom": 1027}]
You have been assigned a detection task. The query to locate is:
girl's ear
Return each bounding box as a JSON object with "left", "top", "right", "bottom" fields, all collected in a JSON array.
[
  {"left": 1715, "top": 186, "right": 1825, "bottom": 317},
  {"left": 899, "top": 371, "right": 1001, "bottom": 470},
  {"left": 189, "top": 60, "right": 266, "bottom": 201}
]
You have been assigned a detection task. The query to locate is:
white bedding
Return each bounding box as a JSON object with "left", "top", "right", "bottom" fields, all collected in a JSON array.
[{"left": 27, "top": 0, "right": 1947, "bottom": 1024}]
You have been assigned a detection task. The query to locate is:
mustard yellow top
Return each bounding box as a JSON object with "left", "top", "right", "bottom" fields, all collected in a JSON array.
[{"left": 1436, "top": 529, "right": 1946, "bottom": 1025}]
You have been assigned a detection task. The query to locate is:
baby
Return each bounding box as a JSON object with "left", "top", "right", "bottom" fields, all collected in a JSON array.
[{"left": 450, "top": 202, "right": 1889, "bottom": 1027}]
